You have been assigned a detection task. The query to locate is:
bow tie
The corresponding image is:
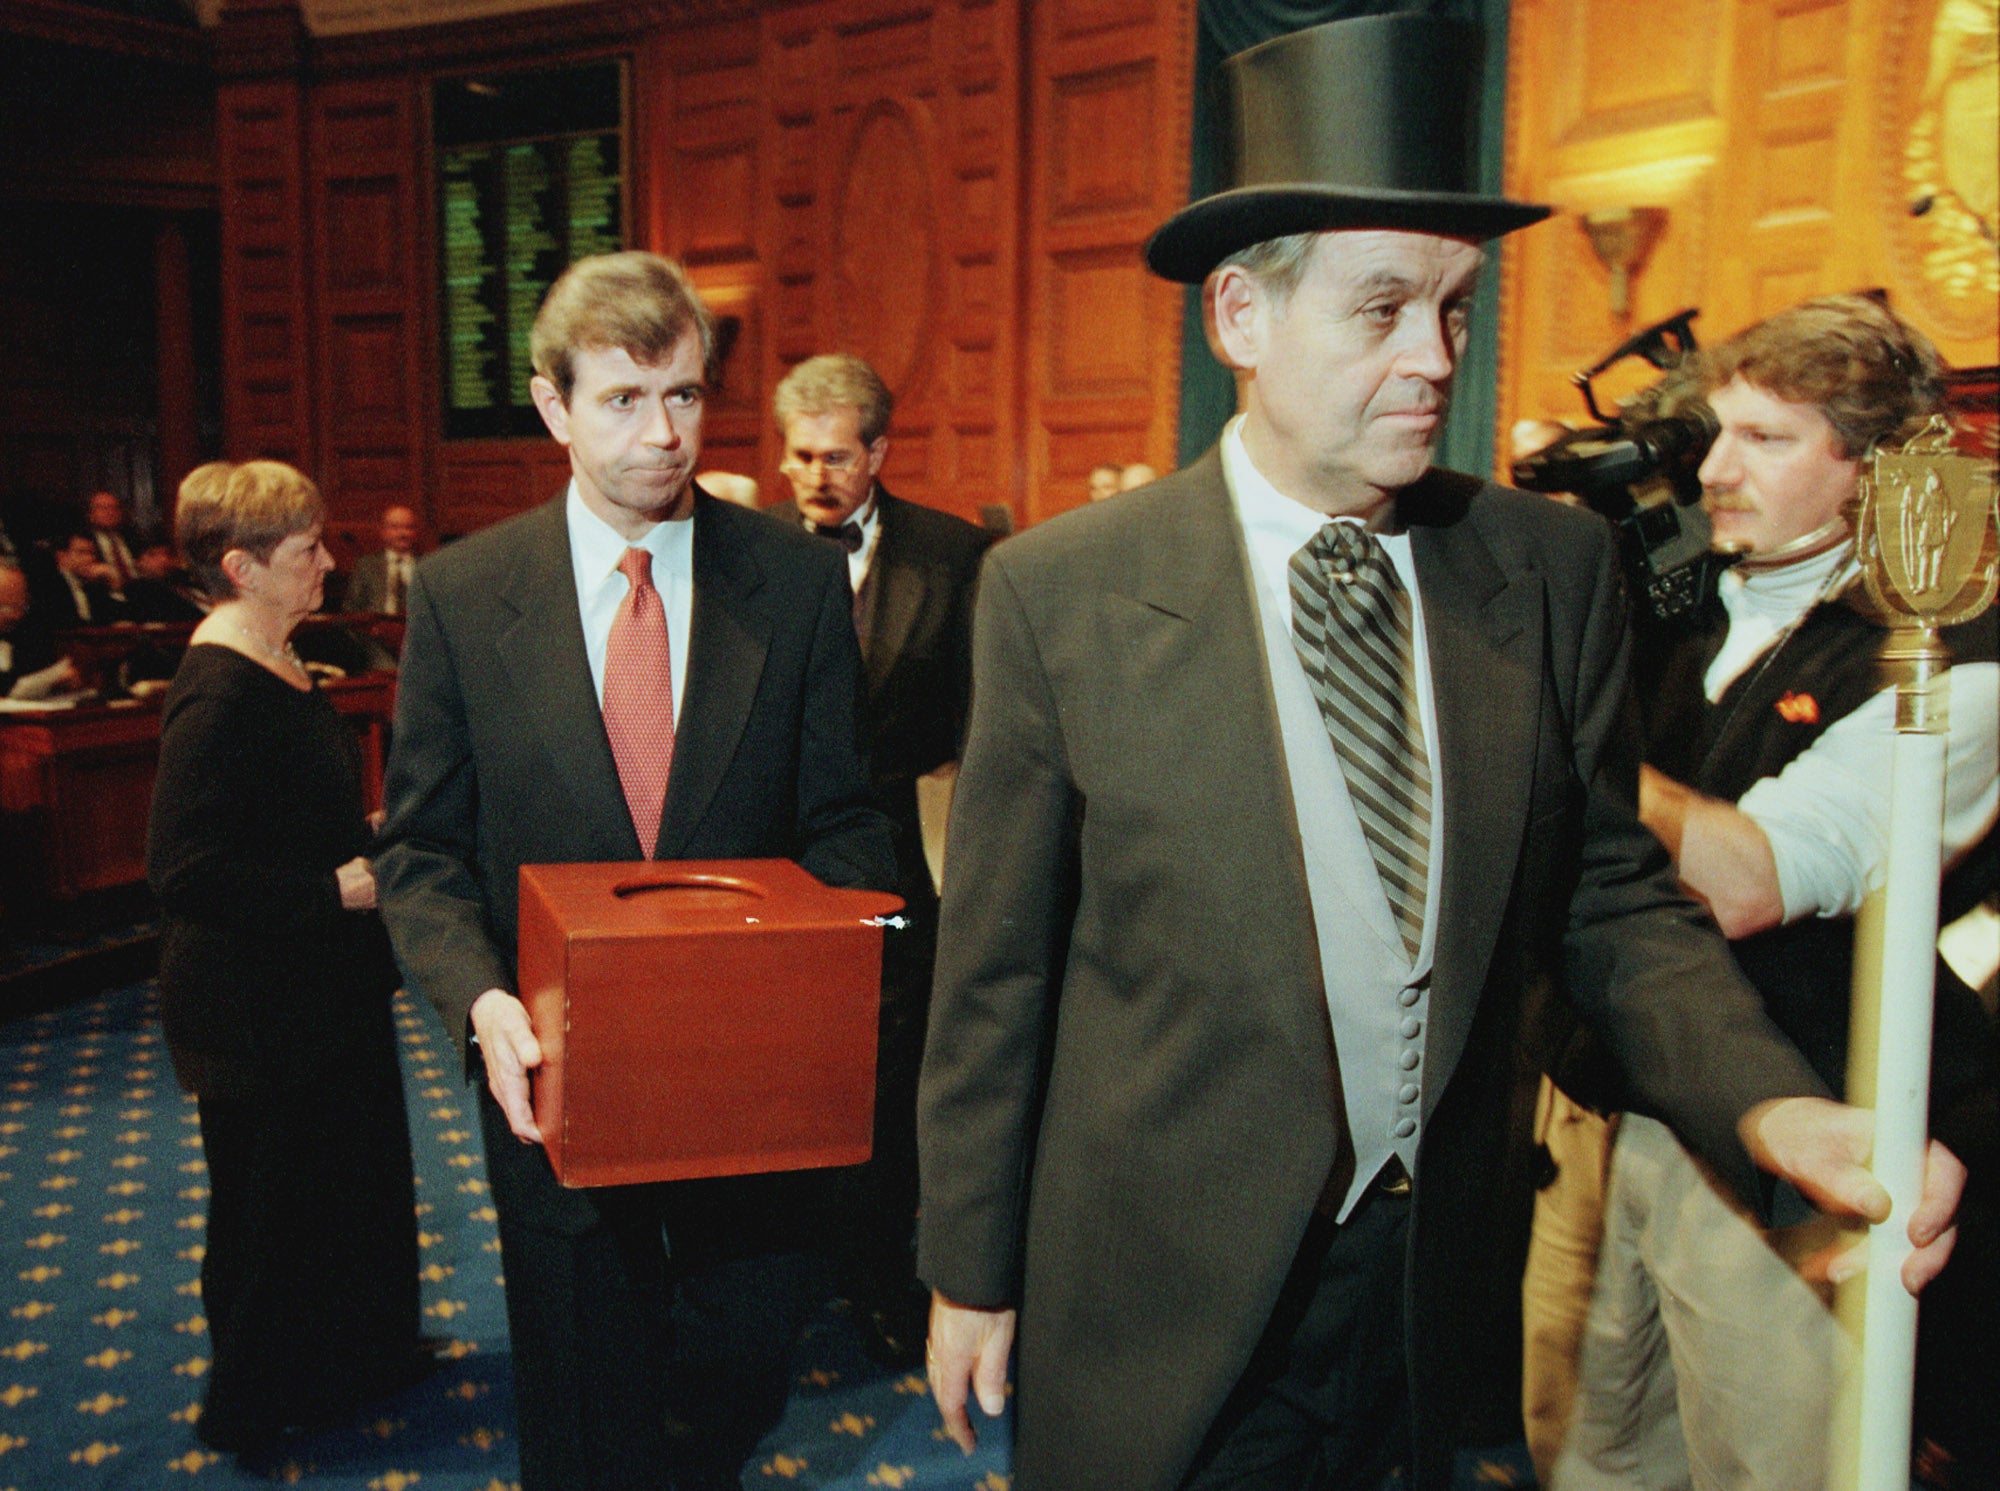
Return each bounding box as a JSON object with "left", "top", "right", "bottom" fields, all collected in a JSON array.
[{"left": 814, "top": 521, "right": 865, "bottom": 554}]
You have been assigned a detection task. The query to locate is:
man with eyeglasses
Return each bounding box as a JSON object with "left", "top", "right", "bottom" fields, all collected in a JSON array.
[{"left": 774, "top": 352, "right": 992, "bottom": 1365}]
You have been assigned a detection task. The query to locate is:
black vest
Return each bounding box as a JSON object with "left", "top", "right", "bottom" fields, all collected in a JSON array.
[{"left": 1643, "top": 586, "right": 1996, "bottom": 1102}]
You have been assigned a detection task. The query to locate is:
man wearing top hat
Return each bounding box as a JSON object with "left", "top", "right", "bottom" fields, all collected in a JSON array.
[{"left": 914, "top": 15, "right": 1965, "bottom": 1490}]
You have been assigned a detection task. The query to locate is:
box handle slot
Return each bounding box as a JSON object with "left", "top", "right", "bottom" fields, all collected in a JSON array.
[{"left": 610, "top": 870, "right": 769, "bottom": 900}]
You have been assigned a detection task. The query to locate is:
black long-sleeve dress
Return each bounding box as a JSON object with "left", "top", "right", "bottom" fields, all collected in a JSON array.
[{"left": 146, "top": 643, "right": 421, "bottom": 1450}]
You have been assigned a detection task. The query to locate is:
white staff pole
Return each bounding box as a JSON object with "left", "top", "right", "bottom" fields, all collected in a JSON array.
[
  {"left": 1833, "top": 634, "right": 1945, "bottom": 1491},
  {"left": 1831, "top": 420, "right": 1996, "bottom": 1491}
]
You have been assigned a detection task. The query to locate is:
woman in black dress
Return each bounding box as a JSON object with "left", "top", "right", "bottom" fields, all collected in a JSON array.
[{"left": 146, "top": 459, "right": 425, "bottom": 1454}]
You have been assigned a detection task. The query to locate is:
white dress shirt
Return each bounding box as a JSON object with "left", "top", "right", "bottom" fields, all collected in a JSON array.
[
  {"left": 807, "top": 492, "right": 881, "bottom": 593},
  {"left": 564, "top": 483, "right": 692, "bottom": 728},
  {"left": 385, "top": 550, "right": 413, "bottom": 614},
  {"left": 1223, "top": 417, "right": 1445, "bottom": 1214}
]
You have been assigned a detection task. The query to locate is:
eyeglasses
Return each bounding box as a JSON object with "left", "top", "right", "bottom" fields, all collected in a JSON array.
[{"left": 780, "top": 450, "right": 859, "bottom": 477}]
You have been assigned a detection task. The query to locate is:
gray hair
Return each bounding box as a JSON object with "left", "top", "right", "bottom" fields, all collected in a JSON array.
[
  {"left": 773, "top": 353, "right": 894, "bottom": 445},
  {"left": 1213, "top": 232, "right": 1321, "bottom": 302}
]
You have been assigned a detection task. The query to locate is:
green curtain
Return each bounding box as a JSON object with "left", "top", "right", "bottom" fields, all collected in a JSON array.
[{"left": 1174, "top": 0, "right": 1515, "bottom": 479}]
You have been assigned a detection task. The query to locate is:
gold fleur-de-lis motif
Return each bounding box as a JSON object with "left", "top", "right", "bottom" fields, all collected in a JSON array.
[
  {"left": 165, "top": 1449, "right": 218, "bottom": 1471},
  {"left": 1, "top": 1341, "right": 48, "bottom": 1362},
  {"left": 96, "top": 1272, "right": 142, "bottom": 1290},
  {"left": 0, "top": 1384, "right": 38, "bottom": 1406},
  {"left": 11, "top": 1302, "right": 55, "bottom": 1322},
  {"left": 865, "top": 1466, "right": 916, "bottom": 1488},
  {"left": 76, "top": 1391, "right": 125, "bottom": 1415},
  {"left": 171, "top": 1357, "right": 209, "bottom": 1378},
  {"left": 80, "top": 1348, "right": 131, "bottom": 1370},
  {"left": 761, "top": 1452, "right": 809, "bottom": 1478},
  {"left": 67, "top": 1440, "right": 122, "bottom": 1465},
  {"left": 0, "top": 1429, "right": 27, "bottom": 1453},
  {"left": 831, "top": 1411, "right": 876, "bottom": 1437},
  {"left": 101, "top": 1209, "right": 142, "bottom": 1225},
  {"left": 91, "top": 1309, "right": 138, "bottom": 1329},
  {"left": 459, "top": 1427, "right": 505, "bottom": 1451}
]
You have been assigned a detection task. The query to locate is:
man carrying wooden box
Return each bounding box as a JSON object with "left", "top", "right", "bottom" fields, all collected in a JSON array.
[{"left": 376, "top": 251, "right": 895, "bottom": 1491}]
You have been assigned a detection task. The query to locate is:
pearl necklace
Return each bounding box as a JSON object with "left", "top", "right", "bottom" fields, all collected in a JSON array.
[{"left": 224, "top": 615, "right": 305, "bottom": 675}]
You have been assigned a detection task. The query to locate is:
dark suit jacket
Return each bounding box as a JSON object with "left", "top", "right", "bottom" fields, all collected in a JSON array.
[
  {"left": 375, "top": 490, "right": 897, "bottom": 1082},
  {"left": 30, "top": 563, "right": 118, "bottom": 630},
  {"left": 344, "top": 549, "right": 407, "bottom": 614},
  {"left": 784, "top": 487, "right": 990, "bottom": 913},
  {"left": 0, "top": 615, "right": 60, "bottom": 695},
  {"left": 915, "top": 453, "right": 1825, "bottom": 1491}
]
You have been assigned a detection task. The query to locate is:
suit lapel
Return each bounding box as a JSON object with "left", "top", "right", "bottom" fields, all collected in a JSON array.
[
  {"left": 492, "top": 498, "right": 639, "bottom": 856},
  {"left": 658, "top": 494, "right": 769, "bottom": 857},
  {"left": 862, "top": 492, "right": 924, "bottom": 691},
  {"left": 1406, "top": 482, "right": 1545, "bottom": 1104},
  {"left": 1120, "top": 455, "right": 1328, "bottom": 1040}
]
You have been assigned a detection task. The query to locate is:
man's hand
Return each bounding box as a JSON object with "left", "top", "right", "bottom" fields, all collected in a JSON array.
[
  {"left": 335, "top": 856, "right": 376, "bottom": 911},
  {"left": 470, "top": 989, "right": 544, "bottom": 1144},
  {"left": 1740, "top": 1095, "right": 1964, "bottom": 1293},
  {"left": 927, "top": 1291, "right": 1014, "bottom": 1453},
  {"left": 1639, "top": 765, "right": 1785, "bottom": 938}
]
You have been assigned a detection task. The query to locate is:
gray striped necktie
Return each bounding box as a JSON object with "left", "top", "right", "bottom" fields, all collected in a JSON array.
[{"left": 1289, "top": 522, "right": 1432, "bottom": 960}]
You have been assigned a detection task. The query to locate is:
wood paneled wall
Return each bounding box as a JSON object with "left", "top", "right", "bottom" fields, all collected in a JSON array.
[
  {"left": 211, "top": 0, "right": 1196, "bottom": 552},
  {"left": 1500, "top": 0, "right": 1999, "bottom": 453}
]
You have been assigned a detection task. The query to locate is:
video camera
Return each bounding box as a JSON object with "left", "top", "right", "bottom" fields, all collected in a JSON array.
[{"left": 1510, "top": 310, "right": 1731, "bottom": 624}]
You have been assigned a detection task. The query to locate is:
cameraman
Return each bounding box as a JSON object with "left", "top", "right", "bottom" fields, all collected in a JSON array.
[{"left": 1544, "top": 295, "right": 1998, "bottom": 1491}]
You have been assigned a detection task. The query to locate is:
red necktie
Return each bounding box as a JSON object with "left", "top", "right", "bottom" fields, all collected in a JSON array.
[{"left": 602, "top": 547, "right": 675, "bottom": 856}]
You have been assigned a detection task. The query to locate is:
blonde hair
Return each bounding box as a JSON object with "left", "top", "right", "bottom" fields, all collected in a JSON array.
[
  {"left": 530, "top": 252, "right": 716, "bottom": 403},
  {"left": 176, "top": 460, "right": 322, "bottom": 599}
]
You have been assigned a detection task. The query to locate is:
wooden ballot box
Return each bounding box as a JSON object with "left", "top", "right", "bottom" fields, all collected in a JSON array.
[{"left": 516, "top": 859, "right": 903, "bottom": 1187}]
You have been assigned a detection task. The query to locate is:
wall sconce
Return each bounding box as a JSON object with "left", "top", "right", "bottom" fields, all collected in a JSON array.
[{"left": 1580, "top": 207, "right": 1669, "bottom": 318}]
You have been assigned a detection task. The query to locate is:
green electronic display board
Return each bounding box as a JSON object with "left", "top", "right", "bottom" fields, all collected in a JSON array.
[{"left": 435, "top": 60, "right": 626, "bottom": 440}]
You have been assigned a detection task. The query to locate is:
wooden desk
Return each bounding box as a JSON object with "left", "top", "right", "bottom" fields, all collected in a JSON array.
[
  {"left": 0, "top": 675, "right": 394, "bottom": 903},
  {"left": 57, "top": 615, "right": 407, "bottom": 692}
]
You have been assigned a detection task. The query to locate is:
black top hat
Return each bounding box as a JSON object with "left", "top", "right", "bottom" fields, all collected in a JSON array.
[{"left": 1145, "top": 14, "right": 1552, "bottom": 283}]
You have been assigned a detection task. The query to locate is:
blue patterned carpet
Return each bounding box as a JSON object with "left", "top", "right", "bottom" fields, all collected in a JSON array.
[
  {"left": 0, "top": 977, "right": 1537, "bottom": 1490},
  {"left": 0, "top": 981, "right": 1019, "bottom": 1490}
]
